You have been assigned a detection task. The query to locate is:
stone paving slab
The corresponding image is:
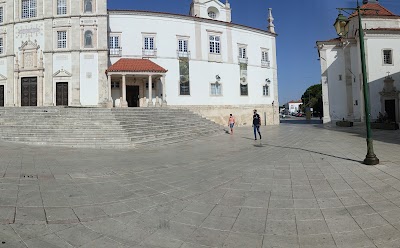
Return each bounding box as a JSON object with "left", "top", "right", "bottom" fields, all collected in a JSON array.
[{"left": 0, "top": 124, "right": 399, "bottom": 247}]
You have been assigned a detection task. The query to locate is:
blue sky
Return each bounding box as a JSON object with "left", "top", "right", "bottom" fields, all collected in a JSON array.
[{"left": 108, "top": 0, "right": 400, "bottom": 104}]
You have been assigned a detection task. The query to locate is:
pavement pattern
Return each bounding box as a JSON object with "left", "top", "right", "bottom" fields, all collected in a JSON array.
[{"left": 0, "top": 123, "right": 400, "bottom": 248}]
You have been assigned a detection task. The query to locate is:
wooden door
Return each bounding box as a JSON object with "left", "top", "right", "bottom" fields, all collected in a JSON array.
[
  {"left": 21, "top": 77, "right": 37, "bottom": 106},
  {"left": 56, "top": 82, "right": 68, "bottom": 106}
]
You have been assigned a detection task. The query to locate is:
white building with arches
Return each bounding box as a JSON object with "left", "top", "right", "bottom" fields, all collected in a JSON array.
[{"left": 0, "top": 0, "right": 279, "bottom": 126}]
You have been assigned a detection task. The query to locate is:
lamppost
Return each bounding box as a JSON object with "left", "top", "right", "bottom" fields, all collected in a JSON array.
[{"left": 333, "top": 1, "right": 379, "bottom": 165}]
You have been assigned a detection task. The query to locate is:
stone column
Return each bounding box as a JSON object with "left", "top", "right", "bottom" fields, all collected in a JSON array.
[
  {"left": 161, "top": 75, "right": 167, "bottom": 106},
  {"left": 148, "top": 75, "right": 153, "bottom": 107},
  {"left": 106, "top": 75, "right": 113, "bottom": 108},
  {"left": 121, "top": 74, "right": 128, "bottom": 107},
  {"left": 37, "top": 74, "right": 44, "bottom": 106}
]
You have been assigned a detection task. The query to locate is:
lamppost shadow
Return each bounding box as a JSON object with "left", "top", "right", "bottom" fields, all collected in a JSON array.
[{"left": 256, "top": 143, "right": 363, "bottom": 164}]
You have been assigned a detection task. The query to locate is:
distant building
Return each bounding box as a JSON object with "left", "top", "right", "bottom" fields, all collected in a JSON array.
[
  {"left": 317, "top": 0, "right": 400, "bottom": 124},
  {"left": 287, "top": 100, "right": 302, "bottom": 114}
]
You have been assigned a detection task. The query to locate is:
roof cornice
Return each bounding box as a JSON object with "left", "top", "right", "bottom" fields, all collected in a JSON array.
[{"left": 108, "top": 10, "right": 277, "bottom": 37}]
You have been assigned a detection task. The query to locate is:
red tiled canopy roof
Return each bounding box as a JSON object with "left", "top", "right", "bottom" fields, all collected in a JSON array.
[
  {"left": 107, "top": 59, "right": 167, "bottom": 73},
  {"left": 350, "top": 3, "right": 397, "bottom": 18},
  {"left": 288, "top": 100, "right": 303, "bottom": 104}
]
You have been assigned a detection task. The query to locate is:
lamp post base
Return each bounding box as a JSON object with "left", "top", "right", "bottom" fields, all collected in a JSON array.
[{"left": 364, "top": 155, "right": 379, "bottom": 165}]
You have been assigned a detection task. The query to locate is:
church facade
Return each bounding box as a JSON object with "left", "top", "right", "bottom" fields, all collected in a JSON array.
[
  {"left": 0, "top": 0, "right": 279, "bottom": 125},
  {"left": 317, "top": 0, "right": 400, "bottom": 124}
]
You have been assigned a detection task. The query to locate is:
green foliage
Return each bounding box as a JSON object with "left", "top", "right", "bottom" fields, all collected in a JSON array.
[{"left": 301, "top": 84, "right": 323, "bottom": 114}]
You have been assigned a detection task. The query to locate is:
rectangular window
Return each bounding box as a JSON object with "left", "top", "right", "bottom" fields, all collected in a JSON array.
[
  {"left": 211, "top": 83, "right": 222, "bottom": 96},
  {"left": 144, "top": 37, "right": 154, "bottom": 50},
  {"left": 22, "top": 0, "right": 37, "bottom": 19},
  {"left": 240, "top": 84, "right": 248, "bottom": 96},
  {"left": 57, "top": 0, "right": 67, "bottom": 15},
  {"left": 57, "top": 31, "right": 67, "bottom": 49},
  {"left": 263, "top": 85, "right": 269, "bottom": 96},
  {"left": 383, "top": 50, "right": 392, "bottom": 65},
  {"left": 109, "top": 36, "right": 119, "bottom": 49},
  {"left": 0, "top": 38, "right": 3, "bottom": 54},
  {"left": 178, "top": 39, "right": 188, "bottom": 52},
  {"left": 0, "top": 7, "right": 3, "bottom": 23},
  {"left": 209, "top": 35, "right": 220, "bottom": 54},
  {"left": 339, "top": 75, "right": 343, "bottom": 81},
  {"left": 109, "top": 36, "right": 121, "bottom": 56},
  {"left": 261, "top": 51, "right": 269, "bottom": 62},
  {"left": 239, "top": 47, "right": 247, "bottom": 59}
]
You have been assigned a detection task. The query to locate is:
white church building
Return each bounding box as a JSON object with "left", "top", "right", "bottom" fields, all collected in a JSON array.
[
  {"left": 0, "top": 0, "right": 279, "bottom": 126},
  {"left": 317, "top": 0, "right": 400, "bottom": 124}
]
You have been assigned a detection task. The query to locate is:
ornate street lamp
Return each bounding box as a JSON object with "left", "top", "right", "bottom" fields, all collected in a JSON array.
[
  {"left": 333, "top": 13, "right": 349, "bottom": 37},
  {"left": 334, "top": 3, "right": 379, "bottom": 165}
]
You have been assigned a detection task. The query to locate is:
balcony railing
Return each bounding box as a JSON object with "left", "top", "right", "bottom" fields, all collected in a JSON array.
[
  {"left": 177, "top": 50, "right": 191, "bottom": 58},
  {"left": 261, "top": 60, "right": 271, "bottom": 68},
  {"left": 238, "top": 57, "right": 248, "bottom": 64},
  {"left": 109, "top": 47, "right": 122, "bottom": 56},
  {"left": 142, "top": 48, "right": 157, "bottom": 58}
]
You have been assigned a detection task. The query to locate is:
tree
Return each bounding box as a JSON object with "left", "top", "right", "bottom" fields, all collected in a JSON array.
[{"left": 301, "top": 84, "right": 323, "bottom": 115}]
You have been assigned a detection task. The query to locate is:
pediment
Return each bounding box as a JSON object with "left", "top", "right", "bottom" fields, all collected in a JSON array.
[
  {"left": 0, "top": 74, "right": 7, "bottom": 80},
  {"left": 53, "top": 69, "right": 72, "bottom": 77},
  {"left": 19, "top": 39, "right": 40, "bottom": 51}
]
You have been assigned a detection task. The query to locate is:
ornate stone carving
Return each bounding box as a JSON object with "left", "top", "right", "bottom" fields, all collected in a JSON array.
[
  {"left": 16, "top": 24, "right": 43, "bottom": 39},
  {"left": 17, "top": 39, "right": 42, "bottom": 70},
  {"left": 53, "top": 68, "right": 72, "bottom": 77},
  {"left": 379, "top": 76, "right": 399, "bottom": 97}
]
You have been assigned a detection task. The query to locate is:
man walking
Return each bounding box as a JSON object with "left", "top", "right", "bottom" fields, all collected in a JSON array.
[
  {"left": 253, "top": 109, "right": 262, "bottom": 140},
  {"left": 228, "top": 114, "right": 236, "bottom": 135}
]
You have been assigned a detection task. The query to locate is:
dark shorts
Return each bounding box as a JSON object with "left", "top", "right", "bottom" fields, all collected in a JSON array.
[{"left": 229, "top": 123, "right": 234, "bottom": 129}]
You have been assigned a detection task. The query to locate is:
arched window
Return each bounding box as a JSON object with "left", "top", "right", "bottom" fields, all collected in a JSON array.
[
  {"left": 208, "top": 11, "right": 216, "bottom": 19},
  {"left": 84, "top": 0, "right": 92, "bottom": 13},
  {"left": 84, "top": 30, "right": 93, "bottom": 47}
]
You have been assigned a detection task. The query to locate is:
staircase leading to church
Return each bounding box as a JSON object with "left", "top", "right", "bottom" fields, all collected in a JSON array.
[{"left": 0, "top": 108, "right": 223, "bottom": 149}]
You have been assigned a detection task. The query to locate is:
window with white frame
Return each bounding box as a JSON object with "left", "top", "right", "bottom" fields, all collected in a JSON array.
[
  {"left": 211, "top": 83, "right": 222, "bottom": 96},
  {"left": 0, "top": 7, "right": 4, "bottom": 23},
  {"left": 144, "top": 37, "right": 155, "bottom": 50},
  {"left": 57, "top": 0, "right": 67, "bottom": 15},
  {"left": 209, "top": 35, "right": 221, "bottom": 54},
  {"left": 383, "top": 50, "right": 393, "bottom": 65},
  {"left": 57, "top": 31, "right": 67, "bottom": 49},
  {"left": 263, "top": 85, "right": 269, "bottom": 96},
  {"left": 262, "top": 50, "right": 269, "bottom": 62},
  {"left": 22, "top": 0, "right": 37, "bottom": 19},
  {"left": 239, "top": 47, "right": 247, "bottom": 59},
  {"left": 109, "top": 36, "right": 121, "bottom": 55},
  {"left": 0, "top": 38, "right": 3, "bottom": 54},
  {"left": 178, "top": 39, "right": 188, "bottom": 53}
]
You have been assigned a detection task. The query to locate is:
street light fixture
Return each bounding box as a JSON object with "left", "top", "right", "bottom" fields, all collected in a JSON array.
[{"left": 334, "top": 2, "right": 379, "bottom": 165}]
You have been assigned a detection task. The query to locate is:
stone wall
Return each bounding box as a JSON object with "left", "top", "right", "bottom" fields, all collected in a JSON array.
[{"left": 172, "top": 105, "right": 279, "bottom": 126}]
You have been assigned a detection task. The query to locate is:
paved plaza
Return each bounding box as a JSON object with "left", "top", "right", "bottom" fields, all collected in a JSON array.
[{"left": 1, "top": 123, "right": 400, "bottom": 247}]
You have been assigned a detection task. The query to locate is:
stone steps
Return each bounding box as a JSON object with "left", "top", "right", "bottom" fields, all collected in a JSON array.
[{"left": 0, "top": 107, "right": 223, "bottom": 149}]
